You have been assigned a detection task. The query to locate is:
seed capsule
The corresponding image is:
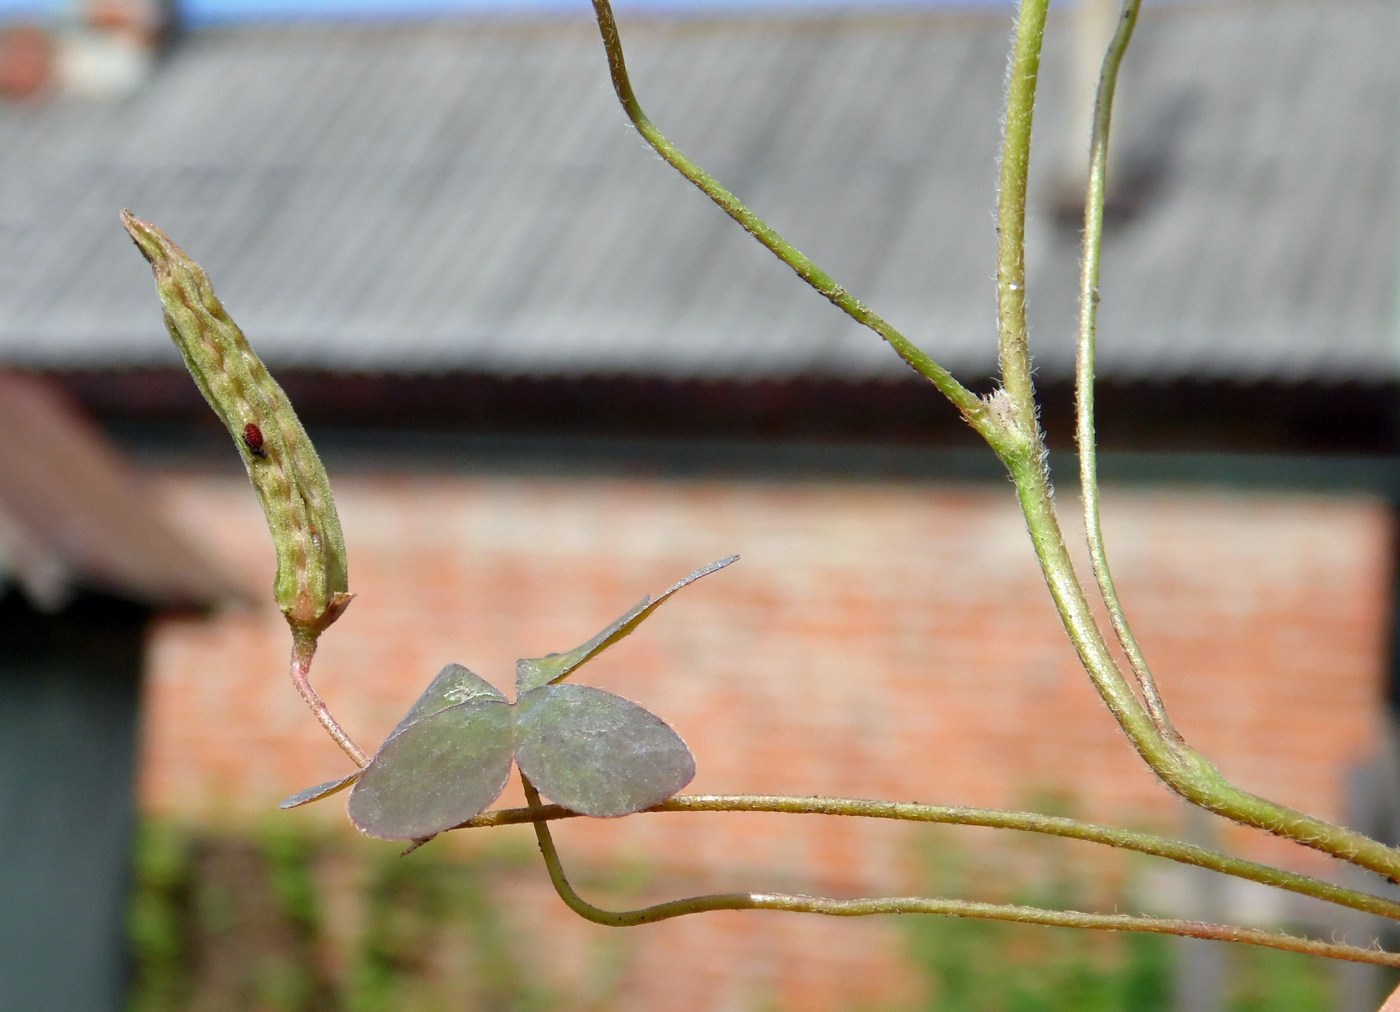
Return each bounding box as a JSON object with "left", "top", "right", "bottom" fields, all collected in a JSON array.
[{"left": 123, "top": 210, "right": 351, "bottom": 634}]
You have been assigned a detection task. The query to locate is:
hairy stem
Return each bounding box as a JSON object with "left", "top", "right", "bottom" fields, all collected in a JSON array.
[
  {"left": 586, "top": 0, "right": 995, "bottom": 438},
  {"left": 991, "top": 0, "right": 1400, "bottom": 880},
  {"left": 467, "top": 793, "right": 1400, "bottom": 922},
  {"left": 994, "top": 0, "right": 1047, "bottom": 433},
  {"left": 1073, "top": 0, "right": 1178, "bottom": 740},
  {"left": 290, "top": 631, "right": 367, "bottom": 767},
  {"left": 519, "top": 781, "right": 1400, "bottom": 966},
  {"left": 579, "top": 0, "right": 1400, "bottom": 885}
]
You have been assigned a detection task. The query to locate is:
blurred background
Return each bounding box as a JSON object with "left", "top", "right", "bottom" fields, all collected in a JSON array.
[{"left": 1, "top": 0, "right": 1399, "bottom": 1007}]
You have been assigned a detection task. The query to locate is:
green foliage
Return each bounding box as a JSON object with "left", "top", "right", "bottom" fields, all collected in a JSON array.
[
  {"left": 906, "top": 913, "right": 1174, "bottom": 1011},
  {"left": 896, "top": 836, "right": 1375, "bottom": 1012},
  {"left": 902, "top": 897, "right": 1361, "bottom": 1012},
  {"left": 1227, "top": 946, "right": 1333, "bottom": 1012},
  {"left": 127, "top": 821, "right": 195, "bottom": 1011},
  {"left": 128, "top": 821, "right": 555, "bottom": 1012},
  {"left": 132, "top": 820, "right": 1373, "bottom": 1010}
]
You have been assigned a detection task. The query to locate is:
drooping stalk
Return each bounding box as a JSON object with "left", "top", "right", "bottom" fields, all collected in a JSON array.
[
  {"left": 519, "top": 780, "right": 1400, "bottom": 966},
  {"left": 1072, "top": 0, "right": 1178, "bottom": 741},
  {"left": 469, "top": 793, "right": 1400, "bottom": 922}
]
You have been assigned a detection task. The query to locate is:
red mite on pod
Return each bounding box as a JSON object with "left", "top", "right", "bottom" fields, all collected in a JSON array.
[{"left": 243, "top": 423, "right": 267, "bottom": 458}]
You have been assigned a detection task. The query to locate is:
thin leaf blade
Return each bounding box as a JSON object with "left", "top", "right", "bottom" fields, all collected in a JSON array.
[
  {"left": 515, "top": 555, "right": 737, "bottom": 693},
  {"left": 514, "top": 684, "right": 695, "bottom": 817},
  {"left": 278, "top": 770, "right": 362, "bottom": 810}
]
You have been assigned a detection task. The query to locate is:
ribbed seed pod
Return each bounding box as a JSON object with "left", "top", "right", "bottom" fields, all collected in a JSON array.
[{"left": 123, "top": 210, "right": 351, "bottom": 634}]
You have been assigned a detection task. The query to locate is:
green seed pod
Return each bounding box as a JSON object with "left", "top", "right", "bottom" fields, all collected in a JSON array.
[{"left": 122, "top": 210, "right": 351, "bottom": 634}]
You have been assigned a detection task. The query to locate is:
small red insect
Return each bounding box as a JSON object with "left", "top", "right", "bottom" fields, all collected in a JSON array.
[{"left": 242, "top": 423, "right": 267, "bottom": 458}]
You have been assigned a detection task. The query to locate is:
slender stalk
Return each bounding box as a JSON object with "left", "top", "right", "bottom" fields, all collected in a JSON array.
[
  {"left": 585, "top": 0, "right": 992, "bottom": 436},
  {"left": 1073, "top": 0, "right": 1178, "bottom": 740},
  {"left": 990, "top": 1, "right": 1400, "bottom": 881},
  {"left": 580, "top": 0, "right": 1400, "bottom": 884},
  {"left": 290, "top": 630, "right": 367, "bottom": 766},
  {"left": 994, "top": 0, "right": 1049, "bottom": 432},
  {"left": 465, "top": 793, "right": 1400, "bottom": 922},
  {"left": 519, "top": 781, "right": 1400, "bottom": 967}
]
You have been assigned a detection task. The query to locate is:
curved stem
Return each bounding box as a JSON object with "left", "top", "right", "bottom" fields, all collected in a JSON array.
[
  {"left": 1008, "top": 354, "right": 1400, "bottom": 882},
  {"left": 989, "top": 0, "right": 1400, "bottom": 882},
  {"left": 289, "top": 630, "right": 367, "bottom": 766},
  {"left": 586, "top": 0, "right": 992, "bottom": 437},
  {"left": 467, "top": 793, "right": 1400, "bottom": 923},
  {"left": 581, "top": 0, "right": 1400, "bottom": 884},
  {"left": 1074, "top": 0, "right": 1177, "bottom": 740},
  {"left": 519, "top": 781, "right": 1400, "bottom": 967}
]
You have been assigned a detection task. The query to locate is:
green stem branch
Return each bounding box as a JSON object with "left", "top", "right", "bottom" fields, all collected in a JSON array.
[
  {"left": 1073, "top": 0, "right": 1177, "bottom": 740},
  {"left": 990, "top": 0, "right": 1400, "bottom": 881},
  {"left": 467, "top": 792, "right": 1400, "bottom": 922},
  {"left": 994, "top": 0, "right": 1047, "bottom": 431},
  {"left": 519, "top": 781, "right": 1400, "bottom": 967},
  {"left": 581, "top": 0, "right": 1400, "bottom": 887},
  {"left": 586, "top": 0, "right": 992, "bottom": 436}
]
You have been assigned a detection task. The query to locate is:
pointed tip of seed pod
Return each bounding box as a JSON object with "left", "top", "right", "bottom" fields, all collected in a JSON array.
[
  {"left": 119, "top": 208, "right": 149, "bottom": 239},
  {"left": 120, "top": 209, "right": 190, "bottom": 272},
  {"left": 121, "top": 209, "right": 163, "bottom": 267}
]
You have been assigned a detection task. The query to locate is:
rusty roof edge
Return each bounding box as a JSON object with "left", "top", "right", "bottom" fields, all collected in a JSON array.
[{"left": 0, "top": 371, "right": 250, "bottom": 612}]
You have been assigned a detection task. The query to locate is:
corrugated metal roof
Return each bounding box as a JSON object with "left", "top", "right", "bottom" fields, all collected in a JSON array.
[
  {"left": 0, "top": 372, "right": 240, "bottom": 609},
  {"left": 0, "top": 1, "right": 1396, "bottom": 383}
]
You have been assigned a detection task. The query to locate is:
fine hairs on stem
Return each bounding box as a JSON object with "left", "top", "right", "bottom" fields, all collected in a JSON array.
[
  {"left": 517, "top": 781, "right": 1400, "bottom": 968},
  {"left": 578, "top": 0, "right": 1400, "bottom": 881},
  {"left": 517, "top": 0, "right": 1400, "bottom": 955}
]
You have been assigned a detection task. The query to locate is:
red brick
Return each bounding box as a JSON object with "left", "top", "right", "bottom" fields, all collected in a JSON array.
[{"left": 139, "top": 469, "right": 1392, "bottom": 1005}]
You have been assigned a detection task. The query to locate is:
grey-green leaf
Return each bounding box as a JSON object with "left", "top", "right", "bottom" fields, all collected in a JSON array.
[
  {"left": 514, "top": 683, "right": 695, "bottom": 817},
  {"left": 278, "top": 770, "right": 362, "bottom": 810},
  {"left": 515, "top": 555, "right": 738, "bottom": 694},
  {"left": 348, "top": 699, "right": 514, "bottom": 840},
  {"left": 391, "top": 663, "right": 505, "bottom": 738}
]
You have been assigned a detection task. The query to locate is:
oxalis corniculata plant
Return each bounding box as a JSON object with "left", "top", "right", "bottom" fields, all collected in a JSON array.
[{"left": 122, "top": 0, "right": 1400, "bottom": 993}]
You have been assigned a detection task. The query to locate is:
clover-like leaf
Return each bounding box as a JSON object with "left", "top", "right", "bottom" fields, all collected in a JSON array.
[
  {"left": 348, "top": 689, "right": 513, "bottom": 841},
  {"left": 515, "top": 683, "right": 695, "bottom": 817},
  {"left": 284, "top": 558, "right": 737, "bottom": 841},
  {"left": 388, "top": 662, "right": 508, "bottom": 737},
  {"left": 516, "top": 555, "right": 737, "bottom": 694}
]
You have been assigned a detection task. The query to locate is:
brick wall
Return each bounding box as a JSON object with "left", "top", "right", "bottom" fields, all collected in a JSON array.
[{"left": 138, "top": 464, "right": 1394, "bottom": 1008}]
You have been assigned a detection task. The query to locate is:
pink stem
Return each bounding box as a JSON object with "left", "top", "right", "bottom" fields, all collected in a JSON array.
[{"left": 290, "top": 630, "right": 368, "bottom": 767}]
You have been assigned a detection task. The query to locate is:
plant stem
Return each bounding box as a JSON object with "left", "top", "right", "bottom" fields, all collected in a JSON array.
[
  {"left": 990, "top": 0, "right": 1400, "bottom": 882},
  {"left": 994, "top": 0, "right": 1047, "bottom": 434},
  {"left": 1073, "top": 0, "right": 1178, "bottom": 741},
  {"left": 519, "top": 781, "right": 1400, "bottom": 966},
  {"left": 289, "top": 630, "right": 367, "bottom": 767},
  {"left": 582, "top": 0, "right": 1400, "bottom": 885},
  {"left": 469, "top": 793, "right": 1400, "bottom": 922},
  {"left": 586, "top": 0, "right": 988, "bottom": 432}
]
